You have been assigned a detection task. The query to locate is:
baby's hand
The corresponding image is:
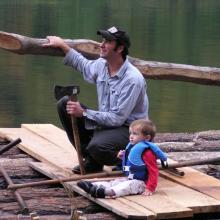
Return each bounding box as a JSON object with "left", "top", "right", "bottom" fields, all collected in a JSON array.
[
  {"left": 142, "top": 189, "right": 153, "bottom": 196},
  {"left": 117, "top": 150, "right": 125, "bottom": 159}
]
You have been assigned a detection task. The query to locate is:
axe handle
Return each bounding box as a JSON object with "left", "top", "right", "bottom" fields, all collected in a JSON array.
[{"left": 70, "top": 94, "right": 86, "bottom": 175}]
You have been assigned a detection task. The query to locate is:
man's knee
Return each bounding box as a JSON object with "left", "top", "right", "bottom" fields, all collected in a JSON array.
[
  {"left": 86, "top": 128, "right": 129, "bottom": 165},
  {"left": 87, "top": 142, "right": 118, "bottom": 165}
]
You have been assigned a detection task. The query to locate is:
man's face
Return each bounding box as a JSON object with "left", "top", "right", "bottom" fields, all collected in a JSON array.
[{"left": 99, "top": 38, "right": 118, "bottom": 59}]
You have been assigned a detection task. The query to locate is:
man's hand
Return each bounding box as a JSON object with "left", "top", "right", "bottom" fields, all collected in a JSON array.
[
  {"left": 66, "top": 101, "right": 84, "bottom": 117},
  {"left": 42, "top": 36, "right": 70, "bottom": 54}
]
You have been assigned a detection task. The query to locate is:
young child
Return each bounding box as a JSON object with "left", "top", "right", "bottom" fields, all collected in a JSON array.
[{"left": 77, "top": 119, "right": 167, "bottom": 198}]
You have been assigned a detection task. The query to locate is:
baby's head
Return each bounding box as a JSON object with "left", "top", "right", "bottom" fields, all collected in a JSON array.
[{"left": 129, "top": 119, "right": 156, "bottom": 145}]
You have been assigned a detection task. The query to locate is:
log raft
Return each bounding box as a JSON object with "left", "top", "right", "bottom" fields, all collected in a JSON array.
[
  {"left": 0, "top": 125, "right": 220, "bottom": 219},
  {"left": 1, "top": 31, "right": 220, "bottom": 86},
  {"left": 0, "top": 137, "right": 118, "bottom": 220}
]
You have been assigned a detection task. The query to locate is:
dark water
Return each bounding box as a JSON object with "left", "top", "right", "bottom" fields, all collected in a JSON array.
[{"left": 0, "top": 0, "right": 220, "bottom": 132}]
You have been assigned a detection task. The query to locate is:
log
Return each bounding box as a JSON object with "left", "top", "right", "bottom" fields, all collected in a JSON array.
[
  {"left": 0, "top": 213, "right": 117, "bottom": 220},
  {"left": 158, "top": 141, "right": 220, "bottom": 152},
  {"left": 0, "top": 31, "right": 100, "bottom": 59},
  {"left": 0, "top": 188, "right": 69, "bottom": 202},
  {"left": 1, "top": 31, "right": 220, "bottom": 86},
  {"left": 168, "top": 152, "right": 220, "bottom": 162},
  {"left": 155, "top": 130, "right": 220, "bottom": 143}
]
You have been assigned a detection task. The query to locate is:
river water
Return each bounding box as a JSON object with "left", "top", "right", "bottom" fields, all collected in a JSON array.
[{"left": 0, "top": 0, "right": 220, "bottom": 132}]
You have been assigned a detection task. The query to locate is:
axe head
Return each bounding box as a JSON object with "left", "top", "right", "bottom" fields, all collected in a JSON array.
[{"left": 54, "top": 85, "right": 80, "bottom": 100}]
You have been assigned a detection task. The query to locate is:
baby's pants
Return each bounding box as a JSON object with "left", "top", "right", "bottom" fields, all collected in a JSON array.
[{"left": 93, "top": 177, "right": 146, "bottom": 197}]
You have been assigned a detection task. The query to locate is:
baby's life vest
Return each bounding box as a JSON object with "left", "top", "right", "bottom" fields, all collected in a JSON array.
[{"left": 122, "top": 141, "right": 167, "bottom": 181}]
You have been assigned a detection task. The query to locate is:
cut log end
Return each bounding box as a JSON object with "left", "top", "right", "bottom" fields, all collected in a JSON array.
[{"left": 0, "top": 32, "right": 21, "bottom": 50}]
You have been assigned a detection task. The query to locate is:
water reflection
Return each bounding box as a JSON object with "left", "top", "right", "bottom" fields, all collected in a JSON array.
[{"left": 0, "top": 0, "right": 220, "bottom": 132}]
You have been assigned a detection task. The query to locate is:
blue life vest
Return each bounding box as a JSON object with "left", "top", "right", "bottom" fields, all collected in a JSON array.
[{"left": 122, "top": 141, "right": 167, "bottom": 181}]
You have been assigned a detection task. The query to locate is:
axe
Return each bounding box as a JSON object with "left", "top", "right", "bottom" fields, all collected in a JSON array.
[{"left": 54, "top": 85, "right": 86, "bottom": 175}]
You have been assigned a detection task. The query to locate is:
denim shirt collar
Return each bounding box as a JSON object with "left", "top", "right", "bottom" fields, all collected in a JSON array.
[{"left": 103, "top": 58, "right": 129, "bottom": 80}]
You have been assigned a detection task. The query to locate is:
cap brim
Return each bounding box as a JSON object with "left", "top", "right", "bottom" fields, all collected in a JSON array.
[{"left": 97, "top": 30, "right": 116, "bottom": 41}]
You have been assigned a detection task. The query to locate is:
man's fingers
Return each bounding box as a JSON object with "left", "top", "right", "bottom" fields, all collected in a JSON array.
[
  {"left": 42, "top": 37, "right": 53, "bottom": 47},
  {"left": 42, "top": 36, "right": 59, "bottom": 47}
]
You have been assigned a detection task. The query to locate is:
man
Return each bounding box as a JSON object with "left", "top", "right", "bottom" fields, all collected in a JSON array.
[{"left": 43, "top": 26, "right": 149, "bottom": 174}]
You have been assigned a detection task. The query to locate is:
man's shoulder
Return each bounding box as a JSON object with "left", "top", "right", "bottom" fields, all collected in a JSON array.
[
  {"left": 124, "top": 70, "right": 146, "bottom": 87},
  {"left": 126, "top": 61, "right": 145, "bottom": 80}
]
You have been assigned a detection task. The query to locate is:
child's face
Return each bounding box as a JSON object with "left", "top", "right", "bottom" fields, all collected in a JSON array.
[{"left": 129, "top": 125, "right": 150, "bottom": 145}]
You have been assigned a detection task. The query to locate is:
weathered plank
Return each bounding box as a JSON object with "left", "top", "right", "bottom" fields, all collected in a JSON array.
[
  {"left": 32, "top": 162, "right": 209, "bottom": 219},
  {"left": 122, "top": 194, "right": 192, "bottom": 220},
  {"left": 30, "top": 162, "right": 194, "bottom": 219},
  {"left": 157, "top": 177, "right": 220, "bottom": 214},
  {"left": 21, "top": 124, "right": 74, "bottom": 153},
  {"left": 30, "top": 162, "right": 156, "bottom": 220},
  {"left": 160, "top": 167, "right": 220, "bottom": 201},
  {"left": 0, "top": 128, "right": 77, "bottom": 175},
  {"left": 21, "top": 124, "right": 113, "bottom": 173},
  {"left": 31, "top": 162, "right": 199, "bottom": 219},
  {"left": 30, "top": 161, "right": 220, "bottom": 216}
]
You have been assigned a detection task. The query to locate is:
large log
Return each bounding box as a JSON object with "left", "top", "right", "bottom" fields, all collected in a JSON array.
[
  {"left": 0, "top": 31, "right": 100, "bottom": 59},
  {"left": 1, "top": 31, "right": 220, "bottom": 86}
]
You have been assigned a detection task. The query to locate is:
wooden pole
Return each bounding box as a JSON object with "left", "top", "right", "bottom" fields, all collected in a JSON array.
[
  {"left": 70, "top": 92, "right": 86, "bottom": 175},
  {"left": 8, "top": 171, "right": 123, "bottom": 190},
  {"left": 1, "top": 31, "right": 220, "bottom": 86},
  {"left": 0, "top": 138, "right": 21, "bottom": 155},
  {"left": 0, "top": 167, "right": 29, "bottom": 214},
  {"left": 7, "top": 156, "right": 220, "bottom": 190},
  {"left": 161, "top": 156, "right": 220, "bottom": 169}
]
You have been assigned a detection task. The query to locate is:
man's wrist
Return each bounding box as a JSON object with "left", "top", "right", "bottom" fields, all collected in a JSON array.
[{"left": 62, "top": 44, "right": 71, "bottom": 54}]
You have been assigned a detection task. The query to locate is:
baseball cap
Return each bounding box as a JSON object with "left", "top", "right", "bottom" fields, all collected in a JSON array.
[{"left": 97, "top": 26, "right": 130, "bottom": 48}]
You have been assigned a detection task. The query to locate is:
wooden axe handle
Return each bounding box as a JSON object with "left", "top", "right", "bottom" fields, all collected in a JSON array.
[{"left": 70, "top": 94, "right": 86, "bottom": 175}]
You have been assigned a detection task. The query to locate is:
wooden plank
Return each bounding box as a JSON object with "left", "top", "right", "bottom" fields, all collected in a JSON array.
[
  {"left": 160, "top": 167, "right": 220, "bottom": 201},
  {"left": 123, "top": 195, "right": 192, "bottom": 220},
  {"left": 157, "top": 177, "right": 220, "bottom": 214},
  {"left": 30, "top": 162, "right": 194, "bottom": 219},
  {"left": 0, "top": 128, "right": 77, "bottom": 175},
  {"left": 21, "top": 124, "right": 74, "bottom": 153},
  {"left": 20, "top": 124, "right": 121, "bottom": 173},
  {"left": 123, "top": 177, "right": 220, "bottom": 218},
  {"left": 29, "top": 162, "right": 220, "bottom": 216},
  {"left": 72, "top": 186, "right": 156, "bottom": 220},
  {"left": 30, "top": 162, "right": 156, "bottom": 220},
  {"left": 29, "top": 162, "right": 69, "bottom": 180}
]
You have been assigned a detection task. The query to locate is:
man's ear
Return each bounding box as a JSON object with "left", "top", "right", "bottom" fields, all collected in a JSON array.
[{"left": 116, "top": 45, "right": 124, "bottom": 54}]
